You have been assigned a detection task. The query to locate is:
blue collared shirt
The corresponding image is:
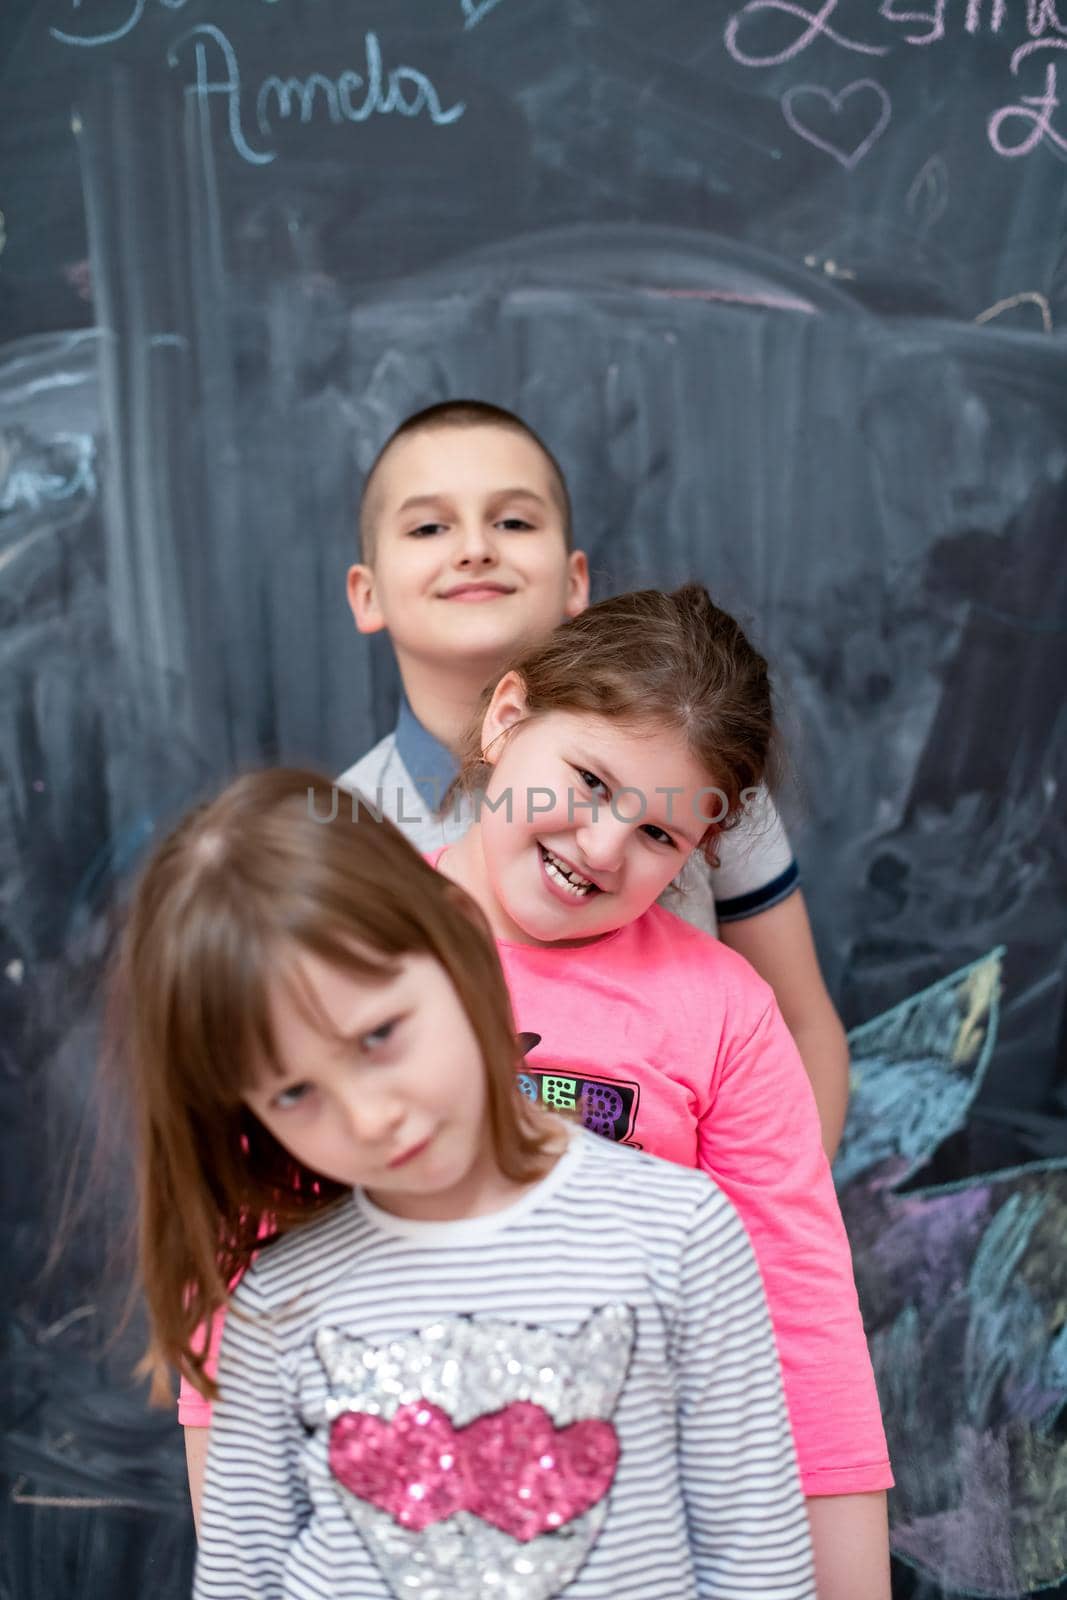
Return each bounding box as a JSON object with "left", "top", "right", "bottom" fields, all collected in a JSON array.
[{"left": 394, "top": 695, "right": 459, "bottom": 815}]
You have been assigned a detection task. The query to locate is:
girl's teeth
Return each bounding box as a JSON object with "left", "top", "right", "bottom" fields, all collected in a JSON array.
[
  {"left": 542, "top": 848, "right": 594, "bottom": 896},
  {"left": 546, "top": 858, "right": 589, "bottom": 896}
]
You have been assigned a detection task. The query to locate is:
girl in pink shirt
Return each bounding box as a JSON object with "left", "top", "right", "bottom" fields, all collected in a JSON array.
[{"left": 433, "top": 583, "right": 892, "bottom": 1600}]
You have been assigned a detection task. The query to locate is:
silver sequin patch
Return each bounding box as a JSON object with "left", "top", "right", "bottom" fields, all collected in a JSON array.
[{"left": 316, "top": 1306, "right": 635, "bottom": 1600}]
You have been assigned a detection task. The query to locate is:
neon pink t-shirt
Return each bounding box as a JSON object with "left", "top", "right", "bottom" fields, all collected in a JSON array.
[
  {"left": 181, "top": 878, "right": 891, "bottom": 1497},
  {"left": 489, "top": 902, "right": 890, "bottom": 1496}
]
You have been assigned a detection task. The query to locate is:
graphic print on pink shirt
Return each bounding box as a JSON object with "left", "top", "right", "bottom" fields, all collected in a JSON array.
[{"left": 517, "top": 1032, "right": 643, "bottom": 1147}]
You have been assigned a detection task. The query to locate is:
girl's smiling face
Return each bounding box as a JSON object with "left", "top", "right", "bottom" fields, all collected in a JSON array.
[{"left": 467, "top": 673, "right": 719, "bottom": 948}]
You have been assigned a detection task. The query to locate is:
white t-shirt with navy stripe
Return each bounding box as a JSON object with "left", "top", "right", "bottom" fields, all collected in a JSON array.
[{"left": 194, "top": 1132, "right": 814, "bottom": 1600}]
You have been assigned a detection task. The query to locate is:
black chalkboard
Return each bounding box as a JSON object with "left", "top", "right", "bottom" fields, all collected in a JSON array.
[{"left": 2, "top": 5, "right": 1066, "bottom": 1599}]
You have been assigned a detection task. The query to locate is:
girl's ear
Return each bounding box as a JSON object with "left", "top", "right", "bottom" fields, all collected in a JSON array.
[{"left": 480, "top": 671, "right": 529, "bottom": 764}]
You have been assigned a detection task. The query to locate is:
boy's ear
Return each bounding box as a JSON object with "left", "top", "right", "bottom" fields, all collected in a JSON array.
[
  {"left": 564, "top": 550, "right": 590, "bottom": 619},
  {"left": 347, "top": 564, "right": 387, "bottom": 635},
  {"left": 481, "top": 671, "right": 529, "bottom": 763}
]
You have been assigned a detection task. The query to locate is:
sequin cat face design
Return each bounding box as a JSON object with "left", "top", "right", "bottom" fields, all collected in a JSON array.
[{"left": 316, "top": 1305, "right": 635, "bottom": 1600}]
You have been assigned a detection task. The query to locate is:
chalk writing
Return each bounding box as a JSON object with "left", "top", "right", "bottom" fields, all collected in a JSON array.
[
  {"left": 880, "top": 1, "right": 947, "bottom": 48},
  {"left": 51, "top": 5, "right": 465, "bottom": 165},
  {"left": 51, "top": 0, "right": 149, "bottom": 48},
  {"left": 966, "top": 0, "right": 1007, "bottom": 30},
  {"left": 1026, "top": 0, "right": 1067, "bottom": 37},
  {"left": 0, "top": 432, "right": 97, "bottom": 514},
  {"left": 781, "top": 79, "right": 892, "bottom": 167},
  {"left": 725, "top": 0, "right": 1067, "bottom": 162},
  {"left": 167, "top": 25, "right": 268, "bottom": 164},
  {"left": 49, "top": 0, "right": 293, "bottom": 49},
  {"left": 988, "top": 40, "right": 1067, "bottom": 156},
  {"left": 462, "top": 0, "right": 507, "bottom": 29},
  {"left": 906, "top": 154, "right": 950, "bottom": 228},
  {"left": 725, "top": 0, "right": 889, "bottom": 67},
  {"left": 975, "top": 291, "right": 1054, "bottom": 330},
  {"left": 167, "top": 25, "right": 465, "bottom": 166}
]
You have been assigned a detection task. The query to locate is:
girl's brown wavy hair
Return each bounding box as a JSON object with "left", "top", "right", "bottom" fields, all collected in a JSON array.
[
  {"left": 458, "top": 583, "right": 778, "bottom": 866},
  {"left": 110, "top": 768, "right": 556, "bottom": 1402}
]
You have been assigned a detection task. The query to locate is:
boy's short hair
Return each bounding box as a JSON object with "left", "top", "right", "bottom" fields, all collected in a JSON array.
[{"left": 358, "top": 400, "right": 574, "bottom": 564}]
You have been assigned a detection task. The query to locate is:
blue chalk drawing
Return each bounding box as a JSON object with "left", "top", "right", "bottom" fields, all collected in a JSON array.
[
  {"left": 462, "top": 0, "right": 506, "bottom": 30},
  {"left": 835, "top": 946, "right": 1005, "bottom": 1191},
  {"left": 836, "top": 950, "right": 1067, "bottom": 1597},
  {"left": 0, "top": 430, "right": 97, "bottom": 514}
]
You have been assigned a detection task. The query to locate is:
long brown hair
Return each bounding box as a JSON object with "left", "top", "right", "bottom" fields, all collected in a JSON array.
[
  {"left": 459, "top": 584, "right": 777, "bottom": 865},
  {"left": 111, "top": 769, "right": 557, "bottom": 1400}
]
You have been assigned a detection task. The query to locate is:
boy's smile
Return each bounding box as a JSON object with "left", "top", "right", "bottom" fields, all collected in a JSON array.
[
  {"left": 347, "top": 425, "right": 588, "bottom": 679},
  {"left": 437, "top": 578, "right": 517, "bottom": 602}
]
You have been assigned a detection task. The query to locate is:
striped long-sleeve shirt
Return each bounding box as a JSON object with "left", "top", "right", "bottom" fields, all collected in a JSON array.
[{"left": 194, "top": 1131, "right": 815, "bottom": 1600}]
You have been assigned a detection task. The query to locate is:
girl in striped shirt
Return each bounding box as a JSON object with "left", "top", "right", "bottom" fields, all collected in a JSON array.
[{"left": 114, "top": 767, "right": 814, "bottom": 1600}]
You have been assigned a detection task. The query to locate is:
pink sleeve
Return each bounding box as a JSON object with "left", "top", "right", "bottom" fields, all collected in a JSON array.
[
  {"left": 176, "top": 1305, "right": 228, "bottom": 1427},
  {"left": 699, "top": 999, "right": 892, "bottom": 1497}
]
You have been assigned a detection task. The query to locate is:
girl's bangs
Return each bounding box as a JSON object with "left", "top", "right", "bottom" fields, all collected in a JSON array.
[{"left": 232, "top": 923, "right": 403, "bottom": 1094}]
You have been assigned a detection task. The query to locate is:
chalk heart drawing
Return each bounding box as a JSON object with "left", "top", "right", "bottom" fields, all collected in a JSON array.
[{"left": 782, "top": 79, "right": 892, "bottom": 170}]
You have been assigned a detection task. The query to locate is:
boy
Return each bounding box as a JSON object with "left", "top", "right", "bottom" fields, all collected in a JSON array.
[{"left": 342, "top": 401, "right": 850, "bottom": 1156}]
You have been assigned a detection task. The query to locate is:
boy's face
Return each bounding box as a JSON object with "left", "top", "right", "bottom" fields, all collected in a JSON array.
[{"left": 347, "top": 425, "right": 589, "bottom": 676}]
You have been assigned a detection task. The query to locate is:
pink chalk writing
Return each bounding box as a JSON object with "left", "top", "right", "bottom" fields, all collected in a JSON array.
[
  {"left": 880, "top": 0, "right": 947, "bottom": 48},
  {"left": 725, "top": 0, "right": 1067, "bottom": 161},
  {"left": 906, "top": 154, "right": 950, "bottom": 228},
  {"left": 725, "top": 0, "right": 889, "bottom": 67},
  {"left": 966, "top": 0, "right": 1008, "bottom": 33},
  {"left": 988, "top": 40, "right": 1067, "bottom": 156}
]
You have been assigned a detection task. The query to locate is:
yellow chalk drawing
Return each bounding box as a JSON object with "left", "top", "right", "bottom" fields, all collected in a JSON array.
[{"left": 952, "top": 953, "right": 1002, "bottom": 1065}]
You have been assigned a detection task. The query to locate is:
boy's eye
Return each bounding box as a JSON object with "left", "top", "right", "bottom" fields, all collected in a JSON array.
[
  {"left": 273, "top": 1082, "right": 313, "bottom": 1112},
  {"left": 496, "top": 517, "right": 534, "bottom": 532},
  {"left": 409, "top": 521, "right": 448, "bottom": 538},
  {"left": 577, "top": 768, "right": 610, "bottom": 799},
  {"left": 361, "top": 1018, "right": 397, "bottom": 1050},
  {"left": 641, "top": 824, "right": 677, "bottom": 849}
]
